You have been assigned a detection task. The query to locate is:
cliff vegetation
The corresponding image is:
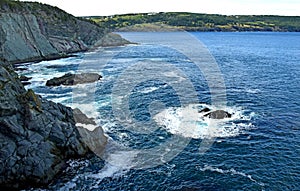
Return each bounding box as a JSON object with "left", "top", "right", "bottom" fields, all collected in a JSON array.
[{"left": 86, "top": 12, "right": 300, "bottom": 32}]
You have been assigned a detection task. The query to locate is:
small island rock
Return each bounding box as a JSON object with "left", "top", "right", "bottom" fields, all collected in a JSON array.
[
  {"left": 46, "top": 73, "right": 102, "bottom": 86},
  {"left": 204, "top": 110, "right": 232, "bottom": 119}
]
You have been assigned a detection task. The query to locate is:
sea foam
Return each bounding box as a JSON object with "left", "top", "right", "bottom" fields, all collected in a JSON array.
[{"left": 154, "top": 104, "right": 255, "bottom": 139}]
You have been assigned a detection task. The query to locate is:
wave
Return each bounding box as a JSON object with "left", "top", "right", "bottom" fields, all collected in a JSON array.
[
  {"left": 231, "top": 88, "right": 261, "bottom": 94},
  {"left": 139, "top": 86, "right": 160, "bottom": 94},
  {"left": 198, "top": 165, "right": 265, "bottom": 187},
  {"left": 56, "top": 141, "right": 137, "bottom": 190},
  {"left": 153, "top": 103, "right": 255, "bottom": 139}
]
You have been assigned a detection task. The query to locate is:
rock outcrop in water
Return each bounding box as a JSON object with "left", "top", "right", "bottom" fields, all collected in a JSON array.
[
  {"left": 19, "top": 75, "right": 32, "bottom": 86},
  {"left": 199, "top": 108, "right": 232, "bottom": 119},
  {"left": 204, "top": 110, "right": 232, "bottom": 119},
  {"left": 46, "top": 72, "right": 102, "bottom": 86},
  {"left": 0, "top": 63, "right": 107, "bottom": 189},
  {"left": 0, "top": 1, "right": 130, "bottom": 63},
  {"left": 74, "top": 108, "right": 107, "bottom": 156}
]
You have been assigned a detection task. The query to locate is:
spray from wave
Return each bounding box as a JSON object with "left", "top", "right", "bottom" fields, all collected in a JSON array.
[{"left": 154, "top": 103, "right": 255, "bottom": 139}]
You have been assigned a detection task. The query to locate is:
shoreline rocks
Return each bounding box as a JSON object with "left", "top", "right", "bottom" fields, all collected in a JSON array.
[
  {"left": 46, "top": 73, "right": 102, "bottom": 86},
  {"left": 19, "top": 75, "right": 32, "bottom": 86},
  {"left": 0, "top": 63, "right": 107, "bottom": 190}
]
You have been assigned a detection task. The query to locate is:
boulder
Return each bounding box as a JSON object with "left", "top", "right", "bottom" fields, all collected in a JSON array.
[
  {"left": 0, "top": 63, "right": 107, "bottom": 189},
  {"left": 73, "top": 108, "right": 96, "bottom": 125},
  {"left": 46, "top": 73, "right": 102, "bottom": 86},
  {"left": 73, "top": 108, "right": 107, "bottom": 158},
  {"left": 19, "top": 75, "right": 32, "bottom": 86},
  {"left": 19, "top": 75, "right": 32, "bottom": 81}
]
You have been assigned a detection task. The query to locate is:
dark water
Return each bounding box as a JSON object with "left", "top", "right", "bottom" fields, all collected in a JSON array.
[{"left": 19, "top": 32, "right": 300, "bottom": 190}]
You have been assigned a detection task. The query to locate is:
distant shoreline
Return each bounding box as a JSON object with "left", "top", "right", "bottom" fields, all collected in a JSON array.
[{"left": 84, "top": 12, "right": 300, "bottom": 32}]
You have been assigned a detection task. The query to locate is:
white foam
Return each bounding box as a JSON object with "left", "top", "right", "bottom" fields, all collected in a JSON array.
[
  {"left": 87, "top": 164, "right": 125, "bottom": 180},
  {"left": 70, "top": 103, "right": 99, "bottom": 119},
  {"left": 163, "top": 71, "right": 186, "bottom": 82},
  {"left": 198, "top": 165, "right": 265, "bottom": 187},
  {"left": 50, "top": 97, "right": 70, "bottom": 104},
  {"left": 139, "top": 86, "right": 160, "bottom": 94},
  {"left": 38, "top": 92, "right": 73, "bottom": 98},
  {"left": 154, "top": 104, "right": 255, "bottom": 139},
  {"left": 246, "top": 89, "right": 261, "bottom": 94},
  {"left": 76, "top": 123, "right": 98, "bottom": 131},
  {"left": 56, "top": 144, "right": 138, "bottom": 190},
  {"left": 231, "top": 88, "right": 261, "bottom": 94},
  {"left": 85, "top": 148, "right": 138, "bottom": 190},
  {"left": 101, "top": 121, "right": 117, "bottom": 132}
]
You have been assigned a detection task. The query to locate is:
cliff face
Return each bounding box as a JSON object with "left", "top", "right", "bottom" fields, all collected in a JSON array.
[
  {"left": 0, "top": 1, "right": 128, "bottom": 63},
  {"left": 0, "top": 63, "right": 91, "bottom": 189},
  {"left": 0, "top": 1, "right": 109, "bottom": 189}
]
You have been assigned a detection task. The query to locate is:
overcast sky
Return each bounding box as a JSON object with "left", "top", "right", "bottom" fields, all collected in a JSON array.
[{"left": 21, "top": 0, "right": 300, "bottom": 16}]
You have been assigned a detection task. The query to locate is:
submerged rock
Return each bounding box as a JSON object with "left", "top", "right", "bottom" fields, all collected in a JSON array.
[
  {"left": 0, "top": 63, "right": 106, "bottom": 189},
  {"left": 46, "top": 72, "right": 102, "bottom": 86}
]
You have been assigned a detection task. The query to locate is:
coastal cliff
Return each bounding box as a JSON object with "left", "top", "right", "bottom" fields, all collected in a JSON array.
[
  {"left": 0, "top": 63, "right": 88, "bottom": 189},
  {"left": 0, "top": 0, "right": 129, "bottom": 63},
  {"left": 0, "top": 1, "right": 110, "bottom": 189}
]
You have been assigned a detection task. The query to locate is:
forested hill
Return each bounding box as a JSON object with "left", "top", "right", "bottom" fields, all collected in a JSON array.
[{"left": 85, "top": 12, "right": 300, "bottom": 32}]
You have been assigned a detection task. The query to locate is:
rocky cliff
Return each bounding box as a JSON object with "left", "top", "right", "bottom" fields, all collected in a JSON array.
[
  {"left": 0, "top": 63, "right": 92, "bottom": 189},
  {"left": 0, "top": 0, "right": 129, "bottom": 63},
  {"left": 0, "top": 1, "right": 109, "bottom": 189}
]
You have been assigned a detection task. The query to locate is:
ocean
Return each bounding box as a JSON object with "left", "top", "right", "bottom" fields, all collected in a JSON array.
[{"left": 18, "top": 32, "right": 300, "bottom": 190}]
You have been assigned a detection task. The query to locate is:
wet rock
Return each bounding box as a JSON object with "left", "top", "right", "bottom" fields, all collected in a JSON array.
[
  {"left": 198, "top": 107, "right": 211, "bottom": 113},
  {"left": 21, "top": 81, "right": 31, "bottom": 86},
  {"left": 46, "top": 73, "right": 102, "bottom": 86},
  {"left": 19, "top": 75, "right": 32, "bottom": 86},
  {"left": 77, "top": 126, "right": 107, "bottom": 157},
  {"left": 0, "top": 63, "right": 107, "bottom": 189},
  {"left": 73, "top": 108, "right": 97, "bottom": 125},
  {"left": 204, "top": 110, "right": 232, "bottom": 119},
  {"left": 19, "top": 75, "right": 32, "bottom": 82}
]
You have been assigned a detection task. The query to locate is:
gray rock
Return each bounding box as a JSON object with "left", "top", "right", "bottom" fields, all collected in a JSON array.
[
  {"left": 204, "top": 110, "right": 232, "bottom": 119},
  {"left": 46, "top": 72, "right": 102, "bottom": 86},
  {"left": 73, "top": 108, "right": 97, "bottom": 125},
  {"left": 198, "top": 107, "right": 211, "bottom": 113},
  {"left": 19, "top": 75, "right": 32, "bottom": 86},
  {"left": 95, "top": 32, "right": 132, "bottom": 47},
  {"left": 0, "top": 2, "right": 131, "bottom": 63},
  {"left": 77, "top": 126, "right": 107, "bottom": 157},
  {"left": 0, "top": 63, "right": 107, "bottom": 189}
]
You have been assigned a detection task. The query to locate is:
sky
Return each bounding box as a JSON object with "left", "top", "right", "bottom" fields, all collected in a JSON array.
[{"left": 21, "top": 0, "right": 300, "bottom": 16}]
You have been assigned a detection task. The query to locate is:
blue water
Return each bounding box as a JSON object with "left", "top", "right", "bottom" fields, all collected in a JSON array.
[{"left": 19, "top": 32, "right": 300, "bottom": 190}]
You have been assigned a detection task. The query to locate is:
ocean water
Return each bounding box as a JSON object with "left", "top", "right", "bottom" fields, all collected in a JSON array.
[{"left": 18, "top": 32, "right": 300, "bottom": 190}]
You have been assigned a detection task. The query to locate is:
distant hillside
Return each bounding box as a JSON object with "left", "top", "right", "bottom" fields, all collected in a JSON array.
[
  {"left": 0, "top": 0, "right": 129, "bottom": 63},
  {"left": 85, "top": 12, "right": 300, "bottom": 32}
]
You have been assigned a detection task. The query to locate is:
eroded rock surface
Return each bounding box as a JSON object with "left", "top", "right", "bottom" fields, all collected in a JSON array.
[
  {"left": 0, "top": 63, "right": 106, "bottom": 189},
  {"left": 199, "top": 107, "right": 232, "bottom": 119},
  {"left": 46, "top": 73, "right": 102, "bottom": 86}
]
